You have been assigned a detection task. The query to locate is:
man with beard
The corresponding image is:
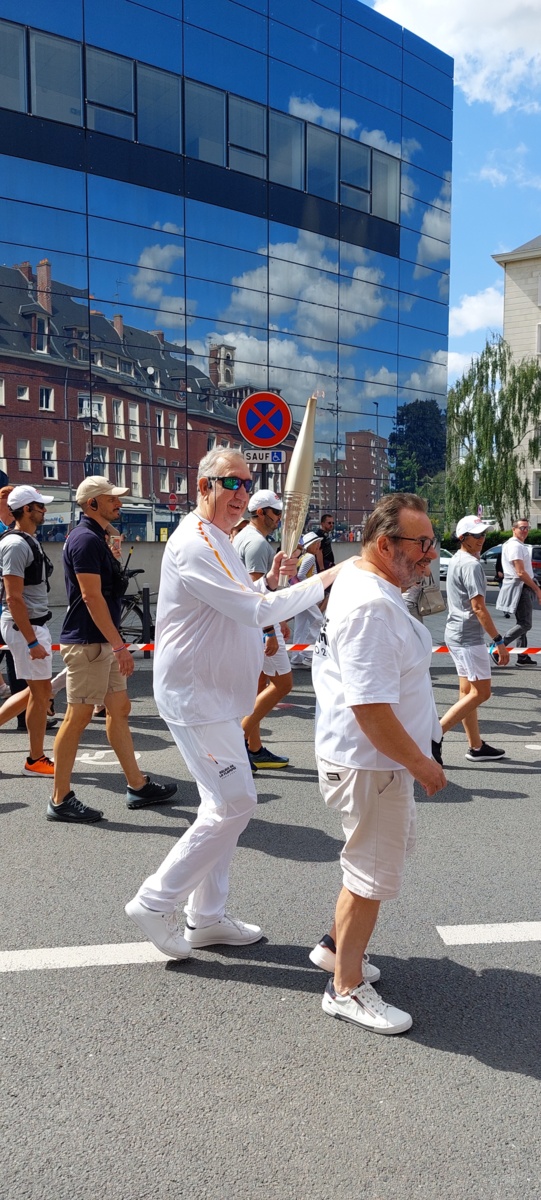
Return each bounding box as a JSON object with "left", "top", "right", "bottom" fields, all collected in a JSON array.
[{"left": 311, "top": 493, "right": 446, "bottom": 1035}]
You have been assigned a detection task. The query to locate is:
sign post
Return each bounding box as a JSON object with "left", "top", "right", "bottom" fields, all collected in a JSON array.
[{"left": 168, "top": 492, "right": 178, "bottom": 512}]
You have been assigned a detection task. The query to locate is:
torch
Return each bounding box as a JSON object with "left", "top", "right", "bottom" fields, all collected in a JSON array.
[{"left": 278, "top": 392, "right": 320, "bottom": 587}]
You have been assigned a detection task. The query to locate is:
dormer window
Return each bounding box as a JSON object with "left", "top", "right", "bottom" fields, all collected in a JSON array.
[{"left": 35, "top": 315, "right": 49, "bottom": 353}]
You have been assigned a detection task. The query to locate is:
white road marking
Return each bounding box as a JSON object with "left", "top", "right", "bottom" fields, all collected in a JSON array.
[
  {"left": 0, "top": 942, "right": 169, "bottom": 972},
  {"left": 437, "top": 921, "right": 541, "bottom": 946},
  {"left": 77, "top": 750, "right": 141, "bottom": 764}
]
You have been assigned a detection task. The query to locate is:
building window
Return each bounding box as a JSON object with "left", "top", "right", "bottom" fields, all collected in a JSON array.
[
  {"left": 158, "top": 458, "right": 169, "bottom": 493},
  {"left": 112, "top": 400, "right": 125, "bottom": 439},
  {"left": 86, "top": 45, "right": 134, "bottom": 138},
  {"left": 17, "top": 385, "right": 29, "bottom": 401},
  {"left": 371, "top": 150, "right": 400, "bottom": 223},
  {"left": 78, "top": 393, "right": 107, "bottom": 433},
  {"left": 130, "top": 451, "right": 141, "bottom": 497},
  {"left": 35, "top": 317, "right": 49, "bottom": 353},
  {"left": 174, "top": 471, "right": 187, "bottom": 494},
  {"left": 228, "top": 94, "right": 266, "bottom": 178},
  {"left": 17, "top": 438, "right": 31, "bottom": 471},
  {"left": 156, "top": 410, "right": 164, "bottom": 446},
  {"left": 340, "top": 138, "right": 371, "bottom": 212},
  {"left": 115, "top": 449, "right": 126, "bottom": 489},
  {"left": 86, "top": 445, "right": 107, "bottom": 474},
  {"left": 0, "top": 435, "right": 6, "bottom": 476},
  {"left": 137, "top": 62, "right": 181, "bottom": 153},
  {"left": 0, "top": 21, "right": 26, "bottom": 113},
  {"left": 269, "top": 110, "right": 304, "bottom": 190},
  {"left": 41, "top": 439, "right": 57, "bottom": 479},
  {"left": 128, "top": 402, "right": 140, "bottom": 441},
  {"left": 30, "top": 30, "right": 82, "bottom": 126},
  {"left": 207, "top": 434, "right": 216, "bottom": 451},
  {"left": 168, "top": 413, "right": 178, "bottom": 449},
  {"left": 39, "top": 387, "right": 54, "bottom": 411},
  {"left": 307, "top": 125, "right": 338, "bottom": 202},
  {"left": 0, "top": 378, "right": 4, "bottom": 405},
  {"left": 184, "top": 80, "right": 225, "bottom": 166}
]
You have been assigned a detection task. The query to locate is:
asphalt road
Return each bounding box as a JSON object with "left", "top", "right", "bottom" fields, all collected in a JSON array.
[{"left": 1, "top": 588, "right": 540, "bottom": 1200}]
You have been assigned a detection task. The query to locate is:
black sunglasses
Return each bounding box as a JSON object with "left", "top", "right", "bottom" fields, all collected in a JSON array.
[
  {"left": 207, "top": 476, "right": 254, "bottom": 494},
  {"left": 390, "top": 535, "right": 437, "bottom": 554}
]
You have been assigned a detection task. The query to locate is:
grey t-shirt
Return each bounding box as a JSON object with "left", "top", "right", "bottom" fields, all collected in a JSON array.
[
  {"left": 445, "top": 551, "right": 486, "bottom": 646},
  {"left": 0, "top": 532, "right": 49, "bottom": 622},
  {"left": 234, "top": 523, "right": 274, "bottom": 576}
]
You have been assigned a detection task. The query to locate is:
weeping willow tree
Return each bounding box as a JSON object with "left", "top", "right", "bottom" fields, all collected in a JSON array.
[{"left": 446, "top": 337, "right": 541, "bottom": 529}]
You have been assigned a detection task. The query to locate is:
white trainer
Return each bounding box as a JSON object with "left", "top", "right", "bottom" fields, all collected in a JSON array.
[
  {"left": 125, "top": 897, "right": 192, "bottom": 960},
  {"left": 322, "top": 978, "right": 412, "bottom": 1035},
  {"left": 309, "top": 934, "right": 381, "bottom": 984},
  {"left": 184, "top": 914, "right": 263, "bottom": 947}
]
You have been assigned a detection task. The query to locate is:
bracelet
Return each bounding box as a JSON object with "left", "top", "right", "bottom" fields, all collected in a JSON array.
[
  {"left": 492, "top": 635, "right": 503, "bottom": 645},
  {"left": 263, "top": 626, "right": 275, "bottom": 635},
  {"left": 112, "top": 645, "right": 127, "bottom": 653},
  {"left": 27, "top": 639, "right": 39, "bottom": 649}
]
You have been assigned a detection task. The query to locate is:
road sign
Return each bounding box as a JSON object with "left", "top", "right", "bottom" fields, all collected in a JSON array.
[
  {"left": 237, "top": 391, "right": 292, "bottom": 448},
  {"left": 244, "top": 449, "right": 286, "bottom": 464},
  {"left": 168, "top": 493, "right": 177, "bottom": 511}
]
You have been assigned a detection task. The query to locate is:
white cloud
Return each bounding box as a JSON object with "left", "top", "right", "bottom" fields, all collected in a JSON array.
[
  {"left": 447, "top": 350, "right": 480, "bottom": 383},
  {"left": 476, "top": 145, "right": 541, "bottom": 191},
  {"left": 373, "top": 0, "right": 541, "bottom": 112},
  {"left": 449, "top": 285, "right": 503, "bottom": 337}
]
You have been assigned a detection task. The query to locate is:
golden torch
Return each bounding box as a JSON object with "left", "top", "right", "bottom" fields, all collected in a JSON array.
[{"left": 278, "top": 391, "right": 320, "bottom": 587}]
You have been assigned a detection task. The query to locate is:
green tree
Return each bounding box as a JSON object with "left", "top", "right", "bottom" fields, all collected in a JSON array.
[
  {"left": 446, "top": 337, "right": 541, "bottom": 529},
  {"left": 388, "top": 398, "right": 446, "bottom": 491}
]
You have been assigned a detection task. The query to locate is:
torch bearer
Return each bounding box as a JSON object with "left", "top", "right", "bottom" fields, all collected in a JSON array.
[{"left": 278, "top": 392, "right": 320, "bottom": 587}]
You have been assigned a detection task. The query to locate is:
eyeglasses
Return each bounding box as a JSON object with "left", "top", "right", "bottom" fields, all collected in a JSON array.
[
  {"left": 516, "top": 525, "right": 529, "bottom": 531},
  {"left": 207, "top": 475, "right": 254, "bottom": 494},
  {"left": 390, "top": 536, "right": 437, "bottom": 554},
  {"left": 466, "top": 532, "right": 486, "bottom": 540}
]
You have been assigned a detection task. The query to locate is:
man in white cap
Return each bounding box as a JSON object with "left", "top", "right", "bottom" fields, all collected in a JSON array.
[
  {"left": 0, "top": 485, "right": 55, "bottom": 776},
  {"left": 234, "top": 488, "right": 292, "bottom": 770},
  {"left": 497, "top": 516, "right": 541, "bottom": 665},
  {"left": 49, "top": 476, "right": 177, "bottom": 823},
  {"left": 439, "top": 514, "right": 510, "bottom": 762}
]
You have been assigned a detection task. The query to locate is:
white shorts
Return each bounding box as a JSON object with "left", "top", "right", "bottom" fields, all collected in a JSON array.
[
  {"left": 447, "top": 643, "right": 491, "bottom": 682},
  {"left": 317, "top": 757, "right": 416, "bottom": 900},
  {"left": 0, "top": 619, "right": 52, "bottom": 681},
  {"left": 262, "top": 626, "right": 291, "bottom": 678}
]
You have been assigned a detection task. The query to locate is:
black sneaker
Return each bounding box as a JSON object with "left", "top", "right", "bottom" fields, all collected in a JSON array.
[
  {"left": 516, "top": 654, "right": 537, "bottom": 665},
  {"left": 47, "top": 792, "right": 103, "bottom": 823},
  {"left": 244, "top": 741, "right": 258, "bottom": 775},
  {"left": 248, "top": 745, "right": 289, "bottom": 769},
  {"left": 126, "top": 777, "right": 178, "bottom": 809},
  {"left": 465, "top": 742, "right": 506, "bottom": 762},
  {"left": 432, "top": 737, "right": 444, "bottom": 766}
]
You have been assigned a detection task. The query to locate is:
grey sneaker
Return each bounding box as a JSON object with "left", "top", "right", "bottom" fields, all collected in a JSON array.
[
  {"left": 322, "top": 978, "right": 412, "bottom": 1035},
  {"left": 125, "top": 897, "right": 192, "bottom": 960},
  {"left": 126, "top": 777, "right": 177, "bottom": 808},
  {"left": 47, "top": 792, "right": 103, "bottom": 823},
  {"left": 309, "top": 933, "right": 380, "bottom": 984},
  {"left": 184, "top": 914, "right": 263, "bottom": 947},
  {"left": 465, "top": 742, "right": 505, "bottom": 762}
]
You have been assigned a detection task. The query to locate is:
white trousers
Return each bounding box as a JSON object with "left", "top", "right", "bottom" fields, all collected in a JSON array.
[
  {"left": 137, "top": 718, "right": 257, "bottom": 922},
  {"left": 291, "top": 605, "right": 324, "bottom": 664}
]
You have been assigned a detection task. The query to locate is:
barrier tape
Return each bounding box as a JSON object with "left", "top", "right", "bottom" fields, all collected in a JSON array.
[{"left": 1, "top": 643, "right": 539, "bottom": 656}]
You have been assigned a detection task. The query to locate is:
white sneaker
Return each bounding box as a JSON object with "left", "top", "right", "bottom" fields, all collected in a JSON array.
[
  {"left": 0, "top": 682, "right": 11, "bottom": 699},
  {"left": 322, "top": 978, "right": 412, "bottom": 1035},
  {"left": 309, "top": 934, "right": 380, "bottom": 984},
  {"left": 184, "top": 914, "right": 263, "bottom": 947},
  {"left": 125, "top": 897, "right": 192, "bottom": 960}
]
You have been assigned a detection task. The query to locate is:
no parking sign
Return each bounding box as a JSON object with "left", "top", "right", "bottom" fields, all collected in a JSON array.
[{"left": 237, "top": 391, "right": 292, "bottom": 449}]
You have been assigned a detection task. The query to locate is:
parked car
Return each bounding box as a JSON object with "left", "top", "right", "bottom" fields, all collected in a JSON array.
[
  {"left": 439, "top": 547, "right": 454, "bottom": 580},
  {"left": 480, "top": 543, "right": 541, "bottom": 583}
]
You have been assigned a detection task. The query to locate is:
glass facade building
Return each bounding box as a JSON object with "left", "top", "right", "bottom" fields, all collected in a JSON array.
[{"left": 0, "top": 0, "right": 453, "bottom": 536}]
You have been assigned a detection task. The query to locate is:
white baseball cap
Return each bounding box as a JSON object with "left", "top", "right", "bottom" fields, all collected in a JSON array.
[
  {"left": 455, "top": 514, "right": 492, "bottom": 539},
  {"left": 7, "top": 485, "right": 55, "bottom": 509},
  {"left": 247, "top": 489, "right": 283, "bottom": 513},
  {"left": 76, "top": 475, "right": 129, "bottom": 504}
]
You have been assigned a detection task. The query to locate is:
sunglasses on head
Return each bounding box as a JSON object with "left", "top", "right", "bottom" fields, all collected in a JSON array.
[{"left": 207, "top": 475, "right": 254, "bottom": 494}]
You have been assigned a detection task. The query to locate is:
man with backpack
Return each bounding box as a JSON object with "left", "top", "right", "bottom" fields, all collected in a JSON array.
[{"left": 0, "top": 485, "right": 55, "bottom": 776}]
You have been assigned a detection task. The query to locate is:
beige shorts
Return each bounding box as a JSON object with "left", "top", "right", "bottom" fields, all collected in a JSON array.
[
  {"left": 60, "top": 643, "right": 127, "bottom": 706},
  {"left": 317, "top": 757, "right": 416, "bottom": 900}
]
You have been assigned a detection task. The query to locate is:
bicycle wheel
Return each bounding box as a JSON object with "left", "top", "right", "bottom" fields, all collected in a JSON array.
[{"left": 119, "top": 600, "right": 144, "bottom": 643}]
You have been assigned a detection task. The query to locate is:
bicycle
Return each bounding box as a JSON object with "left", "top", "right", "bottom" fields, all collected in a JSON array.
[{"left": 119, "top": 565, "right": 157, "bottom": 643}]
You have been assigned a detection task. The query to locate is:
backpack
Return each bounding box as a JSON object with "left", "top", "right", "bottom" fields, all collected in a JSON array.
[{"left": 0, "top": 529, "right": 54, "bottom": 592}]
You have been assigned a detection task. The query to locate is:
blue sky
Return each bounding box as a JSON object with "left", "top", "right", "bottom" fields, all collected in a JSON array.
[{"left": 371, "top": 0, "right": 541, "bottom": 384}]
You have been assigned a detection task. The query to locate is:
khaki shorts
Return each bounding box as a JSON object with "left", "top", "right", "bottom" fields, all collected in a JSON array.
[
  {"left": 317, "top": 758, "right": 416, "bottom": 900},
  {"left": 60, "top": 643, "right": 127, "bottom": 706}
]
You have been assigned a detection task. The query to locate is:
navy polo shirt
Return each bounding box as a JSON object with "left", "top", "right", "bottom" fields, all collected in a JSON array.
[{"left": 60, "top": 516, "right": 122, "bottom": 644}]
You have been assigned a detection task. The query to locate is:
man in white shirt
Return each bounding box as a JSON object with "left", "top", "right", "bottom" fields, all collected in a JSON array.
[
  {"left": 311, "top": 493, "right": 446, "bottom": 1035},
  {"left": 498, "top": 518, "right": 541, "bottom": 666},
  {"left": 126, "top": 449, "right": 340, "bottom": 961}
]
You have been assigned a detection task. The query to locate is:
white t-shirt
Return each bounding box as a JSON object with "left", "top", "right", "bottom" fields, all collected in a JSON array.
[
  {"left": 313, "top": 559, "right": 441, "bottom": 770},
  {"left": 502, "top": 536, "right": 531, "bottom": 579},
  {"left": 153, "top": 511, "right": 325, "bottom": 725}
]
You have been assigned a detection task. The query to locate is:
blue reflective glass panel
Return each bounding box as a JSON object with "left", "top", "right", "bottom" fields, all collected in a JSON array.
[
  {"left": 88, "top": 217, "right": 183, "bottom": 274},
  {"left": 403, "top": 52, "right": 453, "bottom": 110},
  {"left": 268, "top": 362, "right": 339, "bottom": 417},
  {"left": 341, "top": 0, "right": 401, "bottom": 42},
  {"left": 184, "top": 81, "right": 225, "bottom": 167},
  {"left": 402, "top": 85, "right": 453, "bottom": 141},
  {"left": 270, "top": 222, "right": 339, "bottom": 272},
  {"left": 30, "top": 31, "right": 82, "bottom": 126},
  {"left": 0, "top": 241, "right": 88, "bottom": 292},
  {"left": 401, "top": 163, "right": 451, "bottom": 211},
  {"left": 186, "top": 239, "right": 267, "bottom": 289},
  {"left": 186, "top": 201, "right": 267, "bottom": 253},
  {"left": 337, "top": 344, "right": 397, "bottom": 383},
  {"left": 398, "top": 325, "right": 447, "bottom": 360},
  {"left": 400, "top": 261, "right": 450, "bottom": 305},
  {"left": 87, "top": 107, "right": 134, "bottom": 138},
  {"left": 270, "top": 256, "right": 338, "bottom": 304},
  {"left": 229, "top": 95, "right": 266, "bottom": 153},
  {"left": 1, "top": 1, "right": 82, "bottom": 38},
  {"left": 269, "top": 60, "right": 340, "bottom": 131},
  {"left": 85, "top": 1, "right": 182, "bottom": 73},
  {"left": 86, "top": 47, "right": 133, "bottom": 111},
  {"left": 399, "top": 294, "right": 448, "bottom": 336},
  {"left": 403, "top": 29, "right": 453, "bottom": 77},
  {"left": 339, "top": 241, "right": 399, "bottom": 289},
  {"left": 400, "top": 194, "right": 451, "bottom": 243},
  {"left": 341, "top": 138, "right": 370, "bottom": 190},
  {"left": 341, "top": 53, "right": 401, "bottom": 113},
  {"left": 398, "top": 354, "right": 448, "bottom": 394},
  {"left": 184, "top": 26, "right": 267, "bottom": 105},
  {"left": 341, "top": 90, "right": 401, "bottom": 157},
  {"left": 0, "top": 154, "right": 86, "bottom": 211},
  {"left": 187, "top": 277, "right": 268, "bottom": 328},
  {"left": 269, "top": 21, "right": 340, "bottom": 84},
  {"left": 269, "top": 111, "right": 304, "bottom": 189},
  {"left": 341, "top": 17, "right": 401, "bottom": 75},
  {"left": 307, "top": 125, "right": 338, "bottom": 202},
  {"left": 0, "top": 21, "right": 26, "bottom": 112},
  {"left": 88, "top": 175, "right": 183, "bottom": 231},
  {"left": 184, "top": 0, "right": 267, "bottom": 52},
  {"left": 339, "top": 316, "right": 398, "bottom": 355},
  {"left": 340, "top": 274, "right": 397, "bottom": 322},
  {"left": 137, "top": 64, "right": 182, "bottom": 154},
  {"left": 229, "top": 148, "right": 266, "bottom": 178},
  {"left": 270, "top": 0, "right": 340, "bottom": 44},
  {"left": 0, "top": 197, "right": 86, "bottom": 255},
  {"left": 270, "top": 295, "right": 338, "bottom": 343},
  {"left": 372, "top": 150, "right": 400, "bottom": 222},
  {"left": 402, "top": 119, "right": 452, "bottom": 176},
  {"left": 401, "top": 228, "right": 450, "bottom": 274}
]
